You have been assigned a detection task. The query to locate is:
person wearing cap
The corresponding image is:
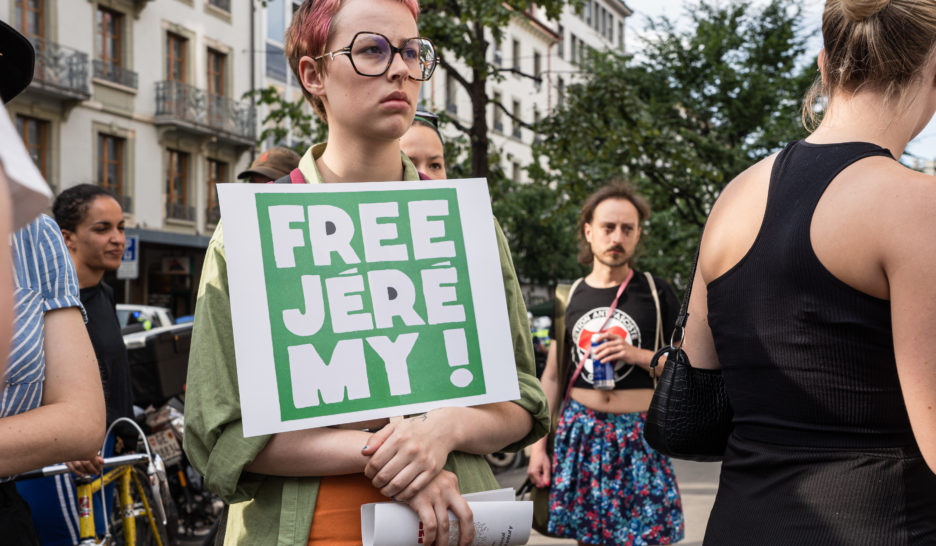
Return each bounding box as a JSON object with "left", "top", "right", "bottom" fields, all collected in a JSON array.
[
  {"left": 0, "top": 20, "right": 106, "bottom": 544},
  {"left": 236, "top": 146, "right": 301, "bottom": 183}
]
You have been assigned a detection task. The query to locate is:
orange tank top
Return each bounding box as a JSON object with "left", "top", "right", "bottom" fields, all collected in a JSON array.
[{"left": 307, "top": 473, "right": 386, "bottom": 545}]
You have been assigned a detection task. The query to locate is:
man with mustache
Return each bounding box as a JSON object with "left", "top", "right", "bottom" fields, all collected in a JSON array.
[{"left": 527, "top": 182, "right": 684, "bottom": 545}]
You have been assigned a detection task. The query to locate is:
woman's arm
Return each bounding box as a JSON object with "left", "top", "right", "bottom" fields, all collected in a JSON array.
[
  {"left": 244, "top": 427, "right": 371, "bottom": 476},
  {"left": 526, "top": 340, "right": 560, "bottom": 487},
  {"left": 0, "top": 171, "right": 11, "bottom": 371},
  {"left": 882, "top": 173, "right": 936, "bottom": 472},
  {"left": 0, "top": 306, "right": 104, "bottom": 476},
  {"left": 682, "top": 259, "right": 721, "bottom": 370}
]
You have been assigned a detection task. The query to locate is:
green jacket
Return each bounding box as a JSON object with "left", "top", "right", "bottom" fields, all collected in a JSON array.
[{"left": 182, "top": 144, "right": 549, "bottom": 545}]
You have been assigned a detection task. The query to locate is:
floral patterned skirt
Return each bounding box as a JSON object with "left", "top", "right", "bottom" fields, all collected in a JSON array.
[{"left": 548, "top": 400, "right": 685, "bottom": 545}]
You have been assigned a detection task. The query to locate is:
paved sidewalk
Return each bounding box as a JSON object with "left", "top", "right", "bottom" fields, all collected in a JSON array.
[{"left": 497, "top": 459, "right": 720, "bottom": 545}]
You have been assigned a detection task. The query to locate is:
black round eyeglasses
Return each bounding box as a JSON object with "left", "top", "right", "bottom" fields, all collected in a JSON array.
[{"left": 313, "top": 31, "right": 438, "bottom": 82}]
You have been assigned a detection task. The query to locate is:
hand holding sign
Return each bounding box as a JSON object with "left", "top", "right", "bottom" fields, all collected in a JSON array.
[{"left": 363, "top": 411, "right": 454, "bottom": 500}]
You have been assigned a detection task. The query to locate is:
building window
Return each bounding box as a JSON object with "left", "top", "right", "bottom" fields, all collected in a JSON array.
[
  {"left": 492, "top": 91, "right": 503, "bottom": 133},
  {"left": 570, "top": 35, "right": 579, "bottom": 65},
  {"left": 493, "top": 39, "right": 502, "bottom": 66},
  {"left": 15, "top": 115, "right": 48, "bottom": 180},
  {"left": 445, "top": 71, "right": 457, "bottom": 114},
  {"left": 94, "top": 7, "right": 138, "bottom": 88},
  {"left": 512, "top": 161, "right": 522, "bottom": 183},
  {"left": 98, "top": 134, "right": 126, "bottom": 208},
  {"left": 533, "top": 51, "right": 542, "bottom": 89},
  {"left": 14, "top": 0, "right": 44, "bottom": 38},
  {"left": 557, "top": 25, "right": 564, "bottom": 59},
  {"left": 608, "top": 14, "right": 614, "bottom": 42},
  {"left": 584, "top": 1, "right": 591, "bottom": 25},
  {"left": 207, "top": 48, "right": 226, "bottom": 96},
  {"left": 97, "top": 8, "right": 122, "bottom": 67},
  {"left": 533, "top": 107, "right": 542, "bottom": 143},
  {"left": 619, "top": 22, "right": 625, "bottom": 50},
  {"left": 266, "top": 0, "right": 288, "bottom": 81},
  {"left": 166, "top": 149, "right": 192, "bottom": 221},
  {"left": 208, "top": 0, "right": 231, "bottom": 12},
  {"left": 206, "top": 158, "right": 226, "bottom": 225},
  {"left": 512, "top": 39, "right": 520, "bottom": 70},
  {"left": 511, "top": 99, "right": 522, "bottom": 139},
  {"left": 166, "top": 32, "right": 187, "bottom": 82},
  {"left": 558, "top": 77, "right": 565, "bottom": 107}
]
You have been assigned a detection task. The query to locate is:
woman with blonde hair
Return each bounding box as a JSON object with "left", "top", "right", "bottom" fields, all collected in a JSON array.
[{"left": 683, "top": 0, "right": 936, "bottom": 543}]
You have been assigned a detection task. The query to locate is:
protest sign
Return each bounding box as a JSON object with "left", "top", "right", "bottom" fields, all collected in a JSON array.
[{"left": 219, "top": 178, "right": 520, "bottom": 436}]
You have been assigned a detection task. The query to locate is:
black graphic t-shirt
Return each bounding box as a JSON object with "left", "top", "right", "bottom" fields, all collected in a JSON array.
[{"left": 555, "top": 272, "right": 679, "bottom": 390}]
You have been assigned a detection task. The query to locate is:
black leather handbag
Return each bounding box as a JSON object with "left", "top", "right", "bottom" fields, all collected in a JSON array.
[{"left": 644, "top": 241, "right": 733, "bottom": 462}]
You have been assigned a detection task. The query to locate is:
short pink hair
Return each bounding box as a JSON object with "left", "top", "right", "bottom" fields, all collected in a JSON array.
[{"left": 285, "top": 0, "right": 421, "bottom": 122}]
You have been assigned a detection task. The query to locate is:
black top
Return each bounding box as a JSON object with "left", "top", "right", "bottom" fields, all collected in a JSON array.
[
  {"left": 553, "top": 271, "right": 679, "bottom": 390},
  {"left": 81, "top": 282, "right": 134, "bottom": 427},
  {"left": 702, "top": 141, "right": 936, "bottom": 546},
  {"left": 707, "top": 140, "right": 915, "bottom": 449}
]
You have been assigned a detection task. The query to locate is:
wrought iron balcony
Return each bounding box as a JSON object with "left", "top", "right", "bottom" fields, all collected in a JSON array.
[
  {"left": 93, "top": 60, "right": 139, "bottom": 90},
  {"left": 208, "top": 0, "right": 231, "bottom": 11},
  {"left": 28, "top": 36, "right": 90, "bottom": 101},
  {"left": 166, "top": 202, "right": 196, "bottom": 222},
  {"left": 206, "top": 205, "right": 221, "bottom": 225},
  {"left": 155, "top": 81, "right": 256, "bottom": 145}
]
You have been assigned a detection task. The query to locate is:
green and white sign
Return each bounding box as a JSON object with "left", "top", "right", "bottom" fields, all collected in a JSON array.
[{"left": 219, "top": 179, "right": 520, "bottom": 437}]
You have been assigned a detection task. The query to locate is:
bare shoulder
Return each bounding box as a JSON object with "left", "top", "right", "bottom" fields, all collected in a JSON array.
[
  {"left": 872, "top": 163, "right": 936, "bottom": 259},
  {"left": 699, "top": 153, "right": 778, "bottom": 283}
]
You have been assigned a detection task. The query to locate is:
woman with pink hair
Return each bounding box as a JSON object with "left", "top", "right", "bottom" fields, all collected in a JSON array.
[{"left": 183, "top": 1, "right": 548, "bottom": 544}]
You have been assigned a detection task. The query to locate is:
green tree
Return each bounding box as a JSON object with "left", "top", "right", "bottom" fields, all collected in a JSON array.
[
  {"left": 525, "top": 0, "right": 816, "bottom": 287},
  {"left": 244, "top": 86, "right": 326, "bottom": 155},
  {"left": 417, "top": 1, "right": 582, "bottom": 182}
]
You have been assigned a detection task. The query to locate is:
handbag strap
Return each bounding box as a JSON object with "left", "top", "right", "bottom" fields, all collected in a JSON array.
[
  {"left": 650, "top": 232, "right": 704, "bottom": 374},
  {"left": 562, "top": 268, "right": 634, "bottom": 405},
  {"left": 671, "top": 236, "right": 703, "bottom": 347}
]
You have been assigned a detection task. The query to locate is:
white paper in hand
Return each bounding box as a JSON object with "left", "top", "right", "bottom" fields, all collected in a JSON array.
[{"left": 361, "top": 488, "right": 533, "bottom": 546}]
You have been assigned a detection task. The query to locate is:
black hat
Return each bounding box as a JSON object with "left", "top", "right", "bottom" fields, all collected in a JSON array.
[{"left": 0, "top": 20, "right": 35, "bottom": 103}]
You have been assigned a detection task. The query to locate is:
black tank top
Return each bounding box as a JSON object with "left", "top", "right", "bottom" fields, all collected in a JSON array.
[{"left": 706, "top": 140, "right": 917, "bottom": 450}]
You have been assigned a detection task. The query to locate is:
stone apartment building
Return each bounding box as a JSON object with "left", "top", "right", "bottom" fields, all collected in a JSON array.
[{"left": 4, "top": 0, "right": 257, "bottom": 316}]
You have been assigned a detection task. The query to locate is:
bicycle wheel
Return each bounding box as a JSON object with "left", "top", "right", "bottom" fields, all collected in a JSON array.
[{"left": 110, "top": 467, "right": 177, "bottom": 546}]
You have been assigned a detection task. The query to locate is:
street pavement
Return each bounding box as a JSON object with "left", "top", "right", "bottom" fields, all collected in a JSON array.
[{"left": 495, "top": 459, "right": 721, "bottom": 546}]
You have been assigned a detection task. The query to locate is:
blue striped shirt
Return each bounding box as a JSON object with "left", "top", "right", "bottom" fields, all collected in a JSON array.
[{"left": 4, "top": 215, "right": 84, "bottom": 427}]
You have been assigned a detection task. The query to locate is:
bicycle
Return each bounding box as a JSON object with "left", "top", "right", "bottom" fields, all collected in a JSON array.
[{"left": 15, "top": 417, "right": 173, "bottom": 546}]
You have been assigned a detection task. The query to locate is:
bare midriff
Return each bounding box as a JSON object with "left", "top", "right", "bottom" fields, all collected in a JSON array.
[{"left": 570, "top": 387, "right": 654, "bottom": 414}]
